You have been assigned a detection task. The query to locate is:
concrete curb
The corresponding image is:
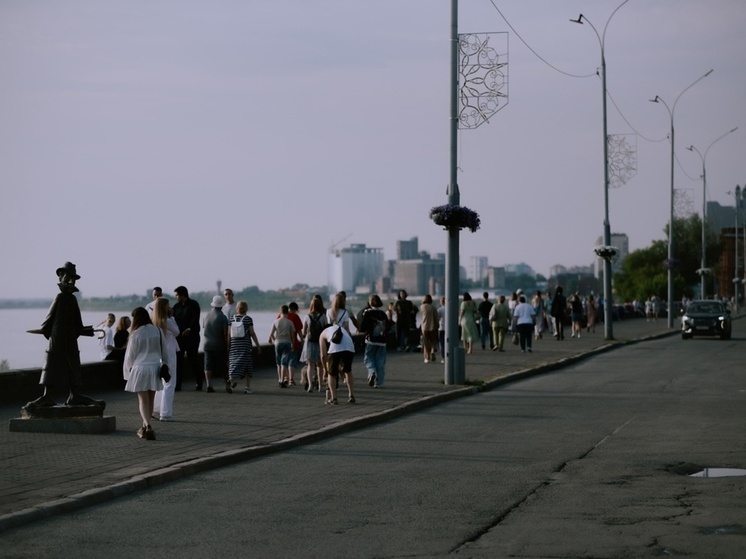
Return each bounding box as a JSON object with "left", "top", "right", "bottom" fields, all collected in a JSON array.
[{"left": 0, "top": 328, "right": 679, "bottom": 534}]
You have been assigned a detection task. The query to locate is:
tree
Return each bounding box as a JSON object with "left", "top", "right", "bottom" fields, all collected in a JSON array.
[{"left": 614, "top": 215, "right": 723, "bottom": 302}]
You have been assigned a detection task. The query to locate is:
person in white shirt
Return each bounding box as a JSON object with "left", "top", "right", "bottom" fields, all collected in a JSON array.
[
  {"left": 145, "top": 286, "right": 162, "bottom": 317},
  {"left": 319, "top": 317, "right": 356, "bottom": 405},
  {"left": 511, "top": 295, "right": 536, "bottom": 353},
  {"left": 222, "top": 288, "right": 237, "bottom": 321},
  {"left": 97, "top": 313, "right": 116, "bottom": 360}
]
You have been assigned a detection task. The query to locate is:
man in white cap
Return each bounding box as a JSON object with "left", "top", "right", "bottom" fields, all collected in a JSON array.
[{"left": 202, "top": 295, "right": 230, "bottom": 393}]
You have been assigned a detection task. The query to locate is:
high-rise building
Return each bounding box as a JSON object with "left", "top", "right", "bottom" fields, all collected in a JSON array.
[
  {"left": 392, "top": 252, "right": 445, "bottom": 296},
  {"left": 397, "top": 237, "right": 419, "bottom": 260},
  {"left": 328, "top": 243, "right": 384, "bottom": 295},
  {"left": 468, "top": 256, "right": 488, "bottom": 283}
]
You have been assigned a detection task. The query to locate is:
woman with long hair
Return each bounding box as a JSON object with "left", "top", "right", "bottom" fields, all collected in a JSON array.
[
  {"left": 301, "top": 296, "right": 328, "bottom": 393},
  {"left": 106, "top": 316, "right": 131, "bottom": 363},
  {"left": 420, "top": 294, "right": 439, "bottom": 363},
  {"left": 123, "top": 307, "right": 167, "bottom": 440},
  {"left": 459, "top": 292, "right": 479, "bottom": 354},
  {"left": 228, "top": 300, "right": 261, "bottom": 394},
  {"left": 152, "top": 298, "right": 180, "bottom": 421}
]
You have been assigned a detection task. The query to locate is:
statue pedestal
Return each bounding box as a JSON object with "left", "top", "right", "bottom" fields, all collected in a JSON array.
[{"left": 9, "top": 404, "right": 116, "bottom": 434}]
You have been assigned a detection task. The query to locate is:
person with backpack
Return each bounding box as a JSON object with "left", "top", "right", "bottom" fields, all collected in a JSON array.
[
  {"left": 359, "top": 294, "right": 390, "bottom": 387},
  {"left": 300, "top": 297, "right": 328, "bottom": 393}
]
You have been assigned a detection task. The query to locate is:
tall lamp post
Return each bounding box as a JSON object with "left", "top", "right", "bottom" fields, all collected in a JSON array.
[
  {"left": 686, "top": 127, "right": 738, "bottom": 299},
  {"left": 445, "top": 0, "right": 460, "bottom": 384},
  {"left": 571, "top": 0, "right": 628, "bottom": 341},
  {"left": 735, "top": 186, "right": 741, "bottom": 313},
  {"left": 650, "top": 69, "right": 713, "bottom": 327}
]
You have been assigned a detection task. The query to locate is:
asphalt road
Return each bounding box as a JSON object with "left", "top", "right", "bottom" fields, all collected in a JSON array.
[{"left": 4, "top": 334, "right": 745, "bottom": 558}]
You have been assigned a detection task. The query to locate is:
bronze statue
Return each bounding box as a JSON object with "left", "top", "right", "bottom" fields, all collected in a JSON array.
[{"left": 23, "top": 262, "right": 104, "bottom": 411}]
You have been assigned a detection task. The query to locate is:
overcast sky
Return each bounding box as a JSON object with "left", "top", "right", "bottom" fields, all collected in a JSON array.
[{"left": 2, "top": 0, "right": 745, "bottom": 299}]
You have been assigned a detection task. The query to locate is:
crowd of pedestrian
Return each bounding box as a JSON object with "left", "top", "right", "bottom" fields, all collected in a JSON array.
[{"left": 107, "top": 284, "right": 616, "bottom": 439}]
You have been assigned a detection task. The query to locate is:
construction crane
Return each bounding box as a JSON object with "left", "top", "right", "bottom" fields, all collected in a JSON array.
[{"left": 329, "top": 233, "right": 353, "bottom": 254}]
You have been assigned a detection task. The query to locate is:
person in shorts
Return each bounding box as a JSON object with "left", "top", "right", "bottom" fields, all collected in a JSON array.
[
  {"left": 269, "top": 305, "right": 295, "bottom": 388},
  {"left": 319, "top": 321, "right": 356, "bottom": 405}
]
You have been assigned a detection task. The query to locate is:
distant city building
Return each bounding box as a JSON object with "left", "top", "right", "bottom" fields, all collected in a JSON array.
[
  {"left": 327, "top": 243, "right": 384, "bottom": 295},
  {"left": 549, "top": 264, "right": 567, "bottom": 278},
  {"left": 504, "top": 262, "right": 535, "bottom": 277},
  {"left": 397, "top": 237, "right": 419, "bottom": 260},
  {"left": 707, "top": 201, "right": 735, "bottom": 237},
  {"left": 468, "top": 256, "right": 489, "bottom": 283},
  {"left": 392, "top": 251, "right": 445, "bottom": 296},
  {"left": 594, "top": 233, "right": 629, "bottom": 277},
  {"left": 487, "top": 266, "right": 507, "bottom": 290}
]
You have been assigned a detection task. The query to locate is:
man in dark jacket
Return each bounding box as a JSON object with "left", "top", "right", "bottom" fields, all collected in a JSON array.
[
  {"left": 550, "top": 286, "right": 567, "bottom": 341},
  {"left": 173, "top": 285, "right": 202, "bottom": 391},
  {"left": 359, "top": 294, "right": 390, "bottom": 387}
]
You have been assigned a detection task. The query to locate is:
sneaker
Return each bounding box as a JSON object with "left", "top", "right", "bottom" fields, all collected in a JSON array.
[
  {"left": 231, "top": 380, "right": 238, "bottom": 389},
  {"left": 244, "top": 388, "right": 253, "bottom": 395},
  {"left": 440, "top": 359, "right": 445, "bottom": 363},
  {"left": 195, "top": 385, "right": 203, "bottom": 391},
  {"left": 206, "top": 386, "right": 215, "bottom": 393},
  {"left": 527, "top": 348, "right": 532, "bottom": 353},
  {"left": 159, "top": 417, "right": 172, "bottom": 422},
  {"left": 368, "top": 375, "right": 376, "bottom": 387},
  {"left": 348, "top": 395, "right": 356, "bottom": 404},
  {"left": 225, "top": 381, "right": 232, "bottom": 394},
  {"left": 424, "top": 359, "right": 429, "bottom": 363}
]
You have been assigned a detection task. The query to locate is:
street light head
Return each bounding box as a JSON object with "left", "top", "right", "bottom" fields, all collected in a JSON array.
[
  {"left": 686, "top": 145, "right": 694, "bottom": 151},
  {"left": 570, "top": 14, "right": 584, "bottom": 24},
  {"left": 650, "top": 96, "right": 660, "bottom": 103}
]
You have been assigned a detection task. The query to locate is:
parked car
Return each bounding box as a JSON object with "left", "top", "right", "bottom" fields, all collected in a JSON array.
[{"left": 680, "top": 300, "right": 732, "bottom": 340}]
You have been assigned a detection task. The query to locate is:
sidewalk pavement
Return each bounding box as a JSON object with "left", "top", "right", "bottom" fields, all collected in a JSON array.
[{"left": 0, "top": 319, "right": 675, "bottom": 532}]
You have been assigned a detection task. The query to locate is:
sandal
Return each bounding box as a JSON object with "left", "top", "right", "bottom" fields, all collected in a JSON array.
[{"left": 348, "top": 395, "right": 356, "bottom": 404}]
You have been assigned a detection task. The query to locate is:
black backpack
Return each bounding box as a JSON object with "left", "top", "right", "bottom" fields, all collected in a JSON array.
[{"left": 308, "top": 313, "right": 324, "bottom": 343}]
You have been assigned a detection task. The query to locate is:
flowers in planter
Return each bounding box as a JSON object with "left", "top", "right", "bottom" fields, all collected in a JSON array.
[
  {"left": 429, "top": 204, "right": 481, "bottom": 232},
  {"left": 593, "top": 245, "right": 619, "bottom": 260}
]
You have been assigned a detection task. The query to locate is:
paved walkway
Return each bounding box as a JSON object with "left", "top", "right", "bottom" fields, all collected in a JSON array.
[{"left": 0, "top": 319, "right": 674, "bottom": 532}]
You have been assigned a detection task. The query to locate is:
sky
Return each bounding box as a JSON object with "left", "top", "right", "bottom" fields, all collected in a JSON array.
[{"left": 1, "top": 0, "right": 745, "bottom": 299}]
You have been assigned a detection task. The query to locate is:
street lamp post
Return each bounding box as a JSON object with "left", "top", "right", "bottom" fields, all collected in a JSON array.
[
  {"left": 687, "top": 127, "right": 738, "bottom": 299},
  {"left": 650, "top": 69, "right": 713, "bottom": 327},
  {"left": 571, "top": 0, "right": 628, "bottom": 341},
  {"left": 445, "top": 0, "right": 461, "bottom": 384},
  {"left": 735, "top": 185, "right": 741, "bottom": 313}
]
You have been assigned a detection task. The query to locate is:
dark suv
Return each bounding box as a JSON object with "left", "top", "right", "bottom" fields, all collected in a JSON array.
[{"left": 680, "top": 300, "right": 732, "bottom": 340}]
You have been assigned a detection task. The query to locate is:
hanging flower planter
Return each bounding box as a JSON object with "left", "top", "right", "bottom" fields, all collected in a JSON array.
[
  {"left": 429, "top": 204, "right": 481, "bottom": 232},
  {"left": 594, "top": 245, "right": 619, "bottom": 261}
]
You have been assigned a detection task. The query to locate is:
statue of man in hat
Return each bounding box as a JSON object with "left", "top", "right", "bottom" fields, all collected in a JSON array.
[{"left": 24, "top": 262, "right": 103, "bottom": 410}]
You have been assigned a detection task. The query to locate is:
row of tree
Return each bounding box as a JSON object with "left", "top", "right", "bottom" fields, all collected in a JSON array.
[{"left": 614, "top": 215, "right": 722, "bottom": 303}]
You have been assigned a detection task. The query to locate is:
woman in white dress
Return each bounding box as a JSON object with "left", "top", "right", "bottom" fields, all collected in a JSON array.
[
  {"left": 152, "top": 297, "right": 180, "bottom": 421},
  {"left": 123, "top": 307, "right": 167, "bottom": 440}
]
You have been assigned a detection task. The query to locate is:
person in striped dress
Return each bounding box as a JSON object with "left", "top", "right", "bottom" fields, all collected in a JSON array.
[{"left": 228, "top": 300, "right": 261, "bottom": 394}]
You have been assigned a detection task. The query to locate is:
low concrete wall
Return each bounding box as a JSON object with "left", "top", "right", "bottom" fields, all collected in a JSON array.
[{"left": 1, "top": 337, "right": 369, "bottom": 406}]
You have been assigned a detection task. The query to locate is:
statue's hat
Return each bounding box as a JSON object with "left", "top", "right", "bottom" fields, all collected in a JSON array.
[{"left": 56, "top": 261, "right": 80, "bottom": 280}]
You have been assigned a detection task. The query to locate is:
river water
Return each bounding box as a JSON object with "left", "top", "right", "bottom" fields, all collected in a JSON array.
[{"left": 0, "top": 308, "right": 286, "bottom": 370}]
